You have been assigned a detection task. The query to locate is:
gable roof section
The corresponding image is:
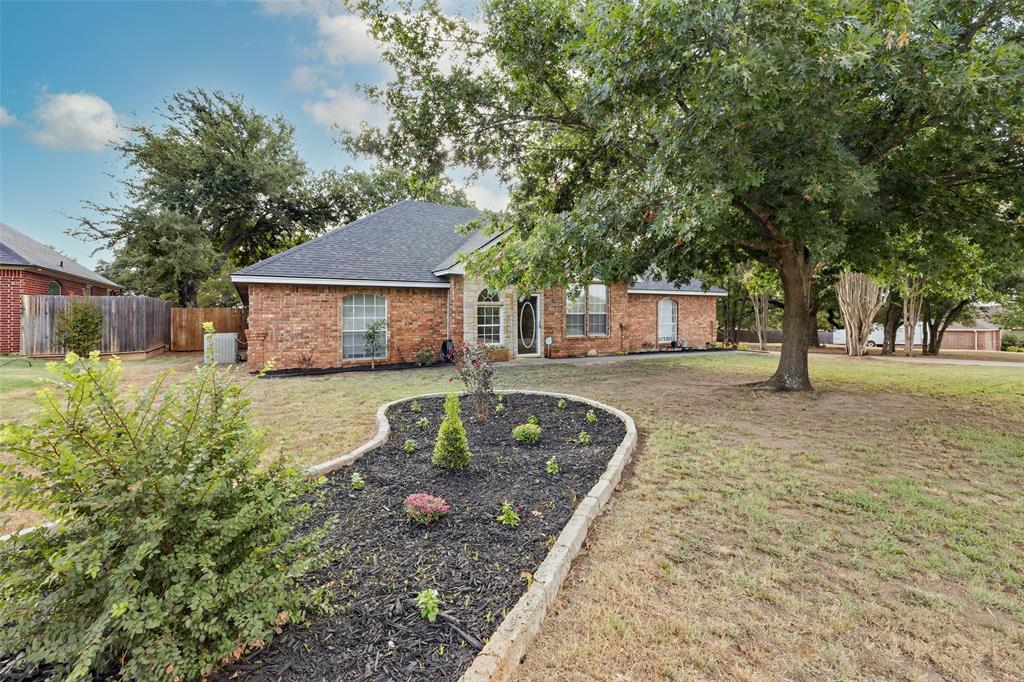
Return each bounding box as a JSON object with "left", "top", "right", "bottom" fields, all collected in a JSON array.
[
  {"left": 628, "top": 272, "right": 727, "bottom": 296},
  {"left": 232, "top": 200, "right": 482, "bottom": 286},
  {"left": 0, "top": 223, "right": 118, "bottom": 288}
]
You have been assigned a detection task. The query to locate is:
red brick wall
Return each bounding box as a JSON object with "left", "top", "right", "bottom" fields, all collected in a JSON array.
[
  {"left": 246, "top": 283, "right": 450, "bottom": 371},
  {"left": 541, "top": 283, "right": 718, "bottom": 358},
  {"left": 0, "top": 270, "right": 111, "bottom": 353}
]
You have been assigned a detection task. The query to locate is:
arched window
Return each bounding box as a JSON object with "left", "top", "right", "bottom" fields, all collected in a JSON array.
[
  {"left": 658, "top": 299, "right": 677, "bottom": 343},
  {"left": 342, "top": 293, "right": 387, "bottom": 359},
  {"left": 476, "top": 289, "right": 503, "bottom": 345},
  {"left": 47, "top": 281, "right": 61, "bottom": 296}
]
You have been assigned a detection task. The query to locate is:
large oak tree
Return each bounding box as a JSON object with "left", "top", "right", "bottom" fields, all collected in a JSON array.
[{"left": 349, "top": 0, "right": 1023, "bottom": 390}]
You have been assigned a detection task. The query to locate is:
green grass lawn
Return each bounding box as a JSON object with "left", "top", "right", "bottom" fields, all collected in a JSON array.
[{"left": 2, "top": 351, "right": 1022, "bottom": 679}]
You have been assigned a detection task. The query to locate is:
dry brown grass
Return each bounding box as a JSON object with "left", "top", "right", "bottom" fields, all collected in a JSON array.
[{"left": 2, "top": 351, "right": 1022, "bottom": 680}]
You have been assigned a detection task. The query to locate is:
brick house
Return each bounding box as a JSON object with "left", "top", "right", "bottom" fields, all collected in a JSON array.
[
  {"left": 231, "top": 201, "right": 724, "bottom": 371},
  {"left": 1, "top": 223, "right": 119, "bottom": 354}
]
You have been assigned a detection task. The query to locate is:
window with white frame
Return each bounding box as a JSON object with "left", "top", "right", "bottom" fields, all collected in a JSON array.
[
  {"left": 588, "top": 283, "right": 608, "bottom": 335},
  {"left": 476, "top": 289, "right": 503, "bottom": 345},
  {"left": 565, "top": 283, "right": 608, "bottom": 336},
  {"left": 658, "top": 298, "right": 677, "bottom": 343},
  {"left": 342, "top": 293, "right": 387, "bottom": 359}
]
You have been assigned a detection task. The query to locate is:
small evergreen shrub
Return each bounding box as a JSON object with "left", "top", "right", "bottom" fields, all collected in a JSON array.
[
  {"left": 55, "top": 298, "right": 103, "bottom": 356},
  {"left": 403, "top": 493, "right": 449, "bottom": 525},
  {"left": 512, "top": 422, "right": 541, "bottom": 444},
  {"left": 411, "top": 399, "right": 422, "bottom": 413},
  {"left": 432, "top": 393, "right": 472, "bottom": 469},
  {"left": 557, "top": 398, "right": 567, "bottom": 410},
  {"left": 403, "top": 438, "right": 416, "bottom": 453},
  {"left": 0, "top": 351, "right": 327, "bottom": 681},
  {"left": 585, "top": 409, "right": 598, "bottom": 424},
  {"left": 414, "top": 347, "right": 434, "bottom": 366},
  {"left": 351, "top": 472, "right": 366, "bottom": 490},
  {"left": 416, "top": 589, "right": 440, "bottom": 622}
]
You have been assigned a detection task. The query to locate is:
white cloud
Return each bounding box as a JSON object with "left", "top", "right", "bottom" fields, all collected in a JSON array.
[
  {"left": 0, "top": 106, "right": 16, "bottom": 127},
  {"left": 464, "top": 183, "right": 509, "bottom": 211},
  {"left": 302, "top": 86, "right": 387, "bottom": 132},
  {"left": 288, "top": 65, "right": 324, "bottom": 91},
  {"left": 316, "top": 13, "right": 381, "bottom": 64},
  {"left": 28, "top": 92, "right": 125, "bottom": 151}
]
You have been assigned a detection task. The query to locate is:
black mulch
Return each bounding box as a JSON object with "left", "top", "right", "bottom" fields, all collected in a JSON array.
[{"left": 215, "top": 393, "right": 625, "bottom": 681}]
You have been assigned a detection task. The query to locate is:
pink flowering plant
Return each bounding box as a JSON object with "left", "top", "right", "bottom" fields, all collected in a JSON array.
[{"left": 403, "top": 493, "right": 450, "bottom": 525}]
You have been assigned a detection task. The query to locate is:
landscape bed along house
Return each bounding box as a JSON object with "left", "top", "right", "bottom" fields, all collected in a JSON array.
[{"left": 231, "top": 200, "right": 725, "bottom": 372}]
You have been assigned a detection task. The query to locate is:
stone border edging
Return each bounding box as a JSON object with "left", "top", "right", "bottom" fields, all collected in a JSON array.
[{"left": 303, "top": 389, "right": 638, "bottom": 682}]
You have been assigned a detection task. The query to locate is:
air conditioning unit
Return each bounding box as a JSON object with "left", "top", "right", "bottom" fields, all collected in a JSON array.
[{"left": 204, "top": 332, "right": 238, "bottom": 364}]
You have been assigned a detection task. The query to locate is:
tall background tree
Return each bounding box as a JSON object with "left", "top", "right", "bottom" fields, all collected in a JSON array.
[
  {"left": 78, "top": 89, "right": 469, "bottom": 306},
  {"left": 349, "top": 0, "right": 1023, "bottom": 390}
]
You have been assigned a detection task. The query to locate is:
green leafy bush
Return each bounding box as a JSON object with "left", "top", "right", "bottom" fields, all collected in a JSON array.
[
  {"left": 416, "top": 589, "right": 440, "bottom": 622},
  {"left": 557, "top": 398, "right": 567, "bottom": 410},
  {"left": 55, "top": 298, "right": 103, "bottom": 356},
  {"left": 403, "top": 438, "right": 416, "bottom": 453},
  {"left": 546, "top": 456, "right": 560, "bottom": 474},
  {"left": 0, "top": 351, "right": 327, "bottom": 681},
  {"left": 1001, "top": 329, "right": 1024, "bottom": 351},
  {"left": 527, "top": 415, "right": 539, "bottom": 425},
  {"left": 585, "top": 409, "right": 598, "bottom": 424},
  {"left": 432, "top": 393, "right": 472, "bottom": 470},
  {"left": 578, "top": 430, "right": 593, "bottom": 445},
  {"left": 495, "top": 402, "right": 505, "bottom": 414},
  {"left": 416, "top": 416, "right": 429, "bottom": 428},
  {"left": 351, "top": 472, "right": 366, "bottom": 490},
  {"left": 414, "top": 348, "right": 434, "bottom": 366},
  {"left": 512, "top": 422, "right": 541, "bottom": 444},
  {"left": 495, "top": 501, "right": 521, "bottom": 527},
  {"left": 411, "top": 399, "right": 421, "bottom": 413}
]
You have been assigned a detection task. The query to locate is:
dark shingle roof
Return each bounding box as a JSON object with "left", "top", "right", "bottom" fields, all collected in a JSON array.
[
  {"left": 233, "top": 201, "right": 481, "bottom": 283},
  {"left": 0, "top": 223, "right": 118, "bottom": 288},
  {"left": 629, "top": 272, "right": 727, "bottom": 295}
]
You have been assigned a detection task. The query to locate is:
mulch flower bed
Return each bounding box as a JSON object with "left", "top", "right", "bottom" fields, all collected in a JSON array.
[{"left": 215, "top": 393, "right": 625, "bottom": 681}]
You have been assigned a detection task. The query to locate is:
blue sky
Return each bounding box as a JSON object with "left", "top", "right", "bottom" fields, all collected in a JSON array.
[{"left": 0, "top": 0, "right": 504, "bottom": 268}]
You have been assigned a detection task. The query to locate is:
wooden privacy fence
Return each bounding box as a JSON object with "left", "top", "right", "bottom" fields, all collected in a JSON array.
[
  {"left": 171, "top": 307, "right": 247, "bottom": 351},
  {"left": 21, "top": 295, "right": 171, "bottom": 356}
]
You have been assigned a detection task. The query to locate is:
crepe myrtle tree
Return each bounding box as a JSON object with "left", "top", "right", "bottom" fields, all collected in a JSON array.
[{"left": 346, "top": 0, "right": 1023, "bottom": 391}]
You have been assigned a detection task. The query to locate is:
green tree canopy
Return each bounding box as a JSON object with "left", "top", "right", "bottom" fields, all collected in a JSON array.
[
  {"left": 80, "top": 89, "right": 471, "bottom": 306},
  {"left": 350, "top": 0, "right": 1024, "bottom": 390}
]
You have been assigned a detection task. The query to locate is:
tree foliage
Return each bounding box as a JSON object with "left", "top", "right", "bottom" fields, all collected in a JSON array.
[
  {"left": 0, "top": 352, "right": 327, "bottom": 680},
  {"left": 349, "top": 0, "right": 1024, "bottom": 389},
  {"left": 80, "top": 90, "right": 471, "bottom": 306}
]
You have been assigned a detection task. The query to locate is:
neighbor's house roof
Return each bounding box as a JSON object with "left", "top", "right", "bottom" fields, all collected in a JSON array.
[
  {"left": 0, "top": 223, "right": 118, "bottom": 289},
  {"left": 231, "top": 200, "right": 725, "bottom": 297},
  {"left": 232, "top": 201, "right": 483, "bottom": 294}
]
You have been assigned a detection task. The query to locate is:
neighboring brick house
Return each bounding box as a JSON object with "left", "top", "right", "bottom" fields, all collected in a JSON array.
[
  {"left": 1, "top": 223, "right": 119, "bottom": 354},
  {"left": 232, "top": 201, "right": 725, "bottom": 371}
]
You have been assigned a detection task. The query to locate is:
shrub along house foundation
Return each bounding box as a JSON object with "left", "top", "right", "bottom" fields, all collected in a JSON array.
[{"left": 232, "top": 201, "right": 725, "bottom": 371}]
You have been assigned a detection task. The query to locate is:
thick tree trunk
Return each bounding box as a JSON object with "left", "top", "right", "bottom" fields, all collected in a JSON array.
[
  {"left": 755, "top": 245, "right": 814, "bottom": 391},
  {"left": 922, "top": 299, "right": 968, "bottom": 355},
  {"left": 881, "top": 302, "right": 901, "bottom": 355}
]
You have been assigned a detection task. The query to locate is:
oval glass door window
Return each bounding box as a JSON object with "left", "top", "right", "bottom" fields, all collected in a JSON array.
[{"left": 518, "top": 297, "right": 538, "bottom": 354}]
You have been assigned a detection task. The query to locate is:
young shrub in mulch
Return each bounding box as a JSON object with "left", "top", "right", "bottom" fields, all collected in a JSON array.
[
  {"left": 414, "top": 348, "right": 434, "bottom": 366},
  {"left": 55, "top": 297, "right": 103, "bottom": 356},
  {"left": 0, "top": 350, "right": 328, "bottom": 682},
  {"left": 403, "top": 493, "right": 450, "bottom": 525},
  {"left": 451, "top": 341, "right": 495, "bottom": 422},
  {"left": 512, "top": 422, "right": 542, "bottom": 444},
  {"left": 432, "top": 393, "right": 472, "bottom": 469}
]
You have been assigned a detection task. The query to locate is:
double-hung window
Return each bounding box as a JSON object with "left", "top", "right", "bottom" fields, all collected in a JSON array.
[
  {"left": 658, "top": 299, "right": 677, "bottom": 343},
  {"left": 565, "top": 283, "right": 608, "bottom": 337},
  {"left": 476, "top": 290, "right": 503, "bottom": 345},
  {"left": 342, "top": 293, "right": 387, "bottom": 359}
]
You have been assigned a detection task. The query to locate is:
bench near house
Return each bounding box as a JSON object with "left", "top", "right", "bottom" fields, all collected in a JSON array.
[{"left": 231, "top": 201, "right": 725, "bottom": 371}]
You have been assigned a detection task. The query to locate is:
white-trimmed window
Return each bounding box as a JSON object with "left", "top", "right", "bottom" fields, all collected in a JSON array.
[
  {"left": 476, "top": 289, "right": 503, "bottom": 345},
  {"left": 47, "top": 281, "right": 61, "bottom": 295},
  {"left": 342, "top": 293, "right": 387, "bottom": 359},
  {"left": 658, "top": 298, "right": 677, "bottom": 343},
  {"left": 566, "top": 283, "right": 607, "bottom": 337},
  {"left": 588, "top": 284, "right": 608, "bottom": 335}
]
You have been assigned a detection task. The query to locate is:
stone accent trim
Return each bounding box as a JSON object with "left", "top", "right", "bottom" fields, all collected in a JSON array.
[{"left": 302, "top": 390, "right": 638, "bottom": 682}]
